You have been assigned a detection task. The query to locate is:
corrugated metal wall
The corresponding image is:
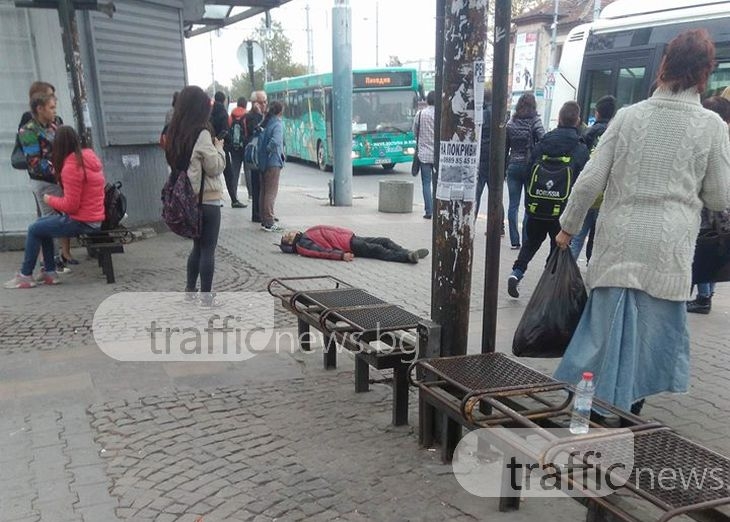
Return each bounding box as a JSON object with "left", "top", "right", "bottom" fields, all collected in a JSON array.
[{"left": 88, "top": 0, "right": 186, "bottom": 146}]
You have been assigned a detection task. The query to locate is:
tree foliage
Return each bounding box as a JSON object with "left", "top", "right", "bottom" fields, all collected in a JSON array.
[{"left": 229, "top": 19, "right": 308, "bottom": 102}]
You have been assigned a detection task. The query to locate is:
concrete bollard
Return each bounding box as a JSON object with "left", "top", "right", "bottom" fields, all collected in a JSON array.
[{"left": 378, "top": 180, "right": 414, "bottom": 213}]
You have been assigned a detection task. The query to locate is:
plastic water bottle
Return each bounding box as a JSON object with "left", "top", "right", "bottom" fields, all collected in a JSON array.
[{"left": 569, "top": 372, "right": 594, "bottom": 434}]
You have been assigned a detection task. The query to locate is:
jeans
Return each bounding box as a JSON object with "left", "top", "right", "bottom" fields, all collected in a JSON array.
[
  {"left": 569, "top": 208, "right": 600, "bottom": 261},
  {"left": 506, "top": 162, "right": 530, "bottom": 246},
  {"left": 351, "top": 236, "right": 412, "bottom": 263},
  {"left": 419, "top": 163, "right": 433, "bottom": 217},
  {"left": 186, "top": 204, "right": 221, "bottom": 293},
  {"left": 21, "top": 215, "right": 97, "bottom": 275},
  {"left": 696, "top": 282, "right": 715, "bottom": 297},
  {"left": 250, "top": 169, "right": 262, "bottom": 222},
  {"left": 512, "top": 218, "right": 561, "bottom": 277}
]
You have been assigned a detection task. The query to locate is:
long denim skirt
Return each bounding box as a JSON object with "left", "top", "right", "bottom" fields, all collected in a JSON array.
[{"left": 553, "top": 287, "right": 690, "bottom": 411}]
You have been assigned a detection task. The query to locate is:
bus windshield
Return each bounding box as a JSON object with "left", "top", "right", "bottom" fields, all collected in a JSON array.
[{"left": 352, "top": 91, "right": 417, "bottom": 134}]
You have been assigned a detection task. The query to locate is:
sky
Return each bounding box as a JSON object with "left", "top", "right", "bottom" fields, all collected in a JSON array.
[{"left": 185, "top": 0, "right": 437, "bottom": 89}]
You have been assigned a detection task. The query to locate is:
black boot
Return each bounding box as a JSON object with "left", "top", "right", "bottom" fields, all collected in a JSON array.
[{"left": 687, "top": 295, "right": 712, "bottom": 314}]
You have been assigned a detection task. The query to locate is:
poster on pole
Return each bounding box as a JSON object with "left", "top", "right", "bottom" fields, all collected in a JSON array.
[
  {"left": 512, "top": 32, "right": 538, "bottom": 92},
  {"left": 436, "top": 140, "right": 479, "bottom": 202}
]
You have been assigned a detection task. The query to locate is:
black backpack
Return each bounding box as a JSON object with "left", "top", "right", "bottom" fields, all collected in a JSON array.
[
  {"left": 525, "top": 153, "right": 574, "bottom": 219},
  {"left": 102, "top": 181, "right": 127, "bottom": 230},
  {"left": 229, "top": 116, "right": 247, "bottom": 151}
]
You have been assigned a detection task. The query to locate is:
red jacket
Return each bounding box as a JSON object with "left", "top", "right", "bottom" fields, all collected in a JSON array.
[
  {"left": 46, "top": 149, "right": 106, "bottom": 223},
  {"left": 295, "top": 225, "right": 354, "bottom": 260}
]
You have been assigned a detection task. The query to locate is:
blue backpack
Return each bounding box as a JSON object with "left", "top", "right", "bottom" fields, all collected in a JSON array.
[{"left": 243, "top": 125, "right": 263, "bottom": 169}]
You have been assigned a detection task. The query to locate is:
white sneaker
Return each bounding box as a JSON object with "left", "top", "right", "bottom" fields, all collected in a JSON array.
[{"left": 262, "top": 223, "right": 285, "bottom": 232}]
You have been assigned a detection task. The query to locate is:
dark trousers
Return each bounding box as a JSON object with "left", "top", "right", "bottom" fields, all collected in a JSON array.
[
  {"left": 512, "top": 218, "right": 561, "bottom": 275},
  {"left": 260, "top": 167, "right": 281, "bottom": 227},
  {"left": 351, "top": 236, "right": 412, "bottom": 263},
  {"left": 186, "top": 204, "right": 221, "bottom": 293},
  {"left": 222, "top": 152, "right": 239, "bottom": 203},
  {"left": 475, "top": 172, "right": 505, "bottom": 228},
  {"left": 250, "top": 169, "right": 261, "bottom": 222},
  {"left": 229, "top": 150, "right": 246, "bottom": 199}
]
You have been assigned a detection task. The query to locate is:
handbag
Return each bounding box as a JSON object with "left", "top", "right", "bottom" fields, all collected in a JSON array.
[
  {"left": 411, "top": 111, "right": 422, "bottom": 176},
  {"left": 11, "top": 135, "right": 27, "bottom": 170}
]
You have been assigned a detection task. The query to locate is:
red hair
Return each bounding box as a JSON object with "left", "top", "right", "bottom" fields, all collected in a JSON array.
[{"left": 657, "top": 29, "right": 716, "bottom": 93}]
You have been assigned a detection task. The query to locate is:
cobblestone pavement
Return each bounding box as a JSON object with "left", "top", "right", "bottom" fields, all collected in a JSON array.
[{"left": 0, "top": 169, "right": 728, "bottom": 521}]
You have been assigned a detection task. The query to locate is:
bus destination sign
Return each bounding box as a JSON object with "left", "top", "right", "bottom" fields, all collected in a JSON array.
[{"left": 353, "top": 71, "right": 413, "bottom": 89}]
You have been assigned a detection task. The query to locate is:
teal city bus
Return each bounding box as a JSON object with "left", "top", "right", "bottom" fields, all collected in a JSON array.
[{"left": 265, "top": 68, "right": 419, "bottom": 171}]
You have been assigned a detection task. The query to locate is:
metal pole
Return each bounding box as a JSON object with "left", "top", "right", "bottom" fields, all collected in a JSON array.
[
  {"left": 375, "top": 1, "right": 379, "bottom": 67},
  {"left": 247, "top": 40, "right": 255, "bottom": 89},
  {"left": 57, "top": 0, "right": 92, "bottom": 148},
  {"left": 482, "top": 0, "right": 511, "bottom": 354},
  {"left": 543, "top": 0, "right": 559, "bottom": 129},
  {"left": 305, "top": 3, "right": 314, "bottom": 73},
  {"left": 209, "top": 31, "right": 215, "bottom": 93},
  {"left": 431, "top": 0, "right": 489, "bottom": 360},
  {"left": 593, "top": 0, "right": 601, "bottom": 20},
  {"left": 332, "top": 0, "right": 353, "bottom": 206}
]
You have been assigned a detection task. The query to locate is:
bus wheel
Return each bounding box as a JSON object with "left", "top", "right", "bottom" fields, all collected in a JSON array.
[
  {"left": 381, "top": 163, "right": 396, "bottom": 171},
  {"left": 317, "top": 141, "right": 329, "bottom": 172}
]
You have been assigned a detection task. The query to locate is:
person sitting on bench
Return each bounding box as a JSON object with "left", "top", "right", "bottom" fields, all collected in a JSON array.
[
  {"left": 278, "top": 225, "right": 429, "bottom": 263},
  {"left": 5, "top": 126, "right": 105, "bottom": 289}
]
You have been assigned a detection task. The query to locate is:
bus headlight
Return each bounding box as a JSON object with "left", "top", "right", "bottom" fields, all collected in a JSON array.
[
  {"left": 405, "top": 147, "right": 416, "bottom": 155},
  {"left": 351, "top": 151, "right": 360, "bottom": 159}
]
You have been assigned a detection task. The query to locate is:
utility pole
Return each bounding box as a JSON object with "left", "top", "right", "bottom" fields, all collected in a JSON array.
[
  {"left": 543, "top": 0, "right": 559, "bottom": 129},
  {"left": 593, "top": 0, "right": 601, "bottom": 20},
  {"left": 305, "top": 3, "right": 314, "bottom": 73},
  {"left": 432, "top": 0, "right": 488, "bottom": 358},
  {"left": 331, "top": 0, "right": 353, "bottom": 206},
  {"left": 375, "top": 1, "right": 379, "bottom": 67},
  {"left": 482, "top": 0, "right": 511, "bottom": 354},
  {"left": 209, "top": 31, "right": 216, "bottom": 94}
]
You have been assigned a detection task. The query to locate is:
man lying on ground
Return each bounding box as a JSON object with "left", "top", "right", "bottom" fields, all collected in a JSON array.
[{"left": 278, "top": 225, "right": 429, "bottom": 263}]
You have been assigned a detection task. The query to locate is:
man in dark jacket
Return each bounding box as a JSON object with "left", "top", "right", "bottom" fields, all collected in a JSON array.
[
  {"left": 569, "top": 95, "right": 616, "bottom": 262},
  {"left": 475, "top": 89, "right": 505, "bottom": 236},
  {"left": 245, "top": 91, "right": 267, "bottom": 222},
  {"left": 507, "top": 101, "right": 589, "bottom": 298},
  {"left": 210, "top": 92, "right": 244, "bottom": 208},
  {"left": 278, "top": 226, "right": 429, "bottom": 263}
]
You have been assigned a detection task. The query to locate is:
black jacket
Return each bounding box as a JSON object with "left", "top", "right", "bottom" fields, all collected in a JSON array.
[
  {"left": 478, "top": 106, "right": 492, "bottom": 178},
  {"left": 209, "top": 102, "right": 229, "bottom": 137},
  {"left": 530, "top": 126, "right": 589, "bottom": 178},
  {"left": 582, "top": 118, "right": 610, "bottom": 152}
]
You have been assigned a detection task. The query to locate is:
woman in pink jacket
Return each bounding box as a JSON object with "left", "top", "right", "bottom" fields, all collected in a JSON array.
[{"left": 5, "top": 126, "right": 105, "bottom": 288}]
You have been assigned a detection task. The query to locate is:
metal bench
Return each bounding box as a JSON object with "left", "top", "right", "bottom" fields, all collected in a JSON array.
[
  {"left": 77, "top": 228, "right": 132, "bottom": 283},
  {"left": 268, "top": 276, "right": 425, "bottom": 426},
  {"left": 410, "top": 353, "right": 730, "bottom": 521}
]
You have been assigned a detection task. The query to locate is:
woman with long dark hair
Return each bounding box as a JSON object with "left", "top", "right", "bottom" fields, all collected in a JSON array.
[
  {"left": 164, "top": 86, "right": 226, "bottom": 306},
  {"left": 505, "top": 92, "right": 545, "bottom": 249},
  {"left": 553, "top": 29, "right": 730, "bottom": 415},
  {"left": 5, "top": 126, "right": 105, "bottom": 288}
]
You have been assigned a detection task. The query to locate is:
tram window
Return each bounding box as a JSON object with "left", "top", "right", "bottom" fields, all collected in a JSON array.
[
  {"left": 616, "top": 67, "right": 645, "bottom": 108},
  {"left": 581, "top": 69, "right": 612, "bottom": 118},
  {"left": 706, "top": 61, "right": 730, "bottom": 97}
]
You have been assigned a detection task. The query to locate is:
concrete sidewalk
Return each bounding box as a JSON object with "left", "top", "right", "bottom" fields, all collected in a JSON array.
[{"left": 0, "top": 172, "right": 728, "bottom": 522}]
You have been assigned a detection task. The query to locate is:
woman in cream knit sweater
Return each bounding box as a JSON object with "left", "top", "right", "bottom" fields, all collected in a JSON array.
[
  {"left": 164, "top": 86, "right": 226, "bottom": 307},
  {"left": 554, "top": 29, "right": 730, "bottom": 415}
]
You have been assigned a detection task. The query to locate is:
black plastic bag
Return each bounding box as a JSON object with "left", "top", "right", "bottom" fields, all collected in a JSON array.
[{"left": 512, "top": 248, "right": 587, "bottom": 358}]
